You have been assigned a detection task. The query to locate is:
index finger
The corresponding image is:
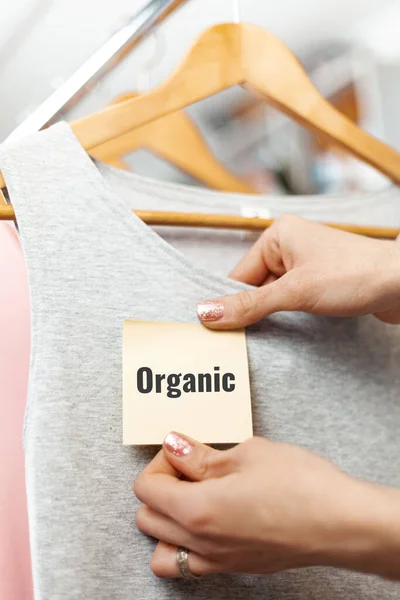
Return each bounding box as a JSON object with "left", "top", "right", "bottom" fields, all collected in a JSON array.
[
  {"left": 134, "top": 448, "right": 196, "bottom": 520},
  {"left": 229, "top": 224, "right": 286, "bottom": 285},
  {"left": 141, "top": 448, "right": 180, "bottom": 478},
  {"left": 134, "top": 468, "right": 194, "bottom": 521}
]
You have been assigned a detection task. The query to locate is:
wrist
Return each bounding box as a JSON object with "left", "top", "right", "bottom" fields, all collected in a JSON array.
[{"left": 319, "top": 477, "right": 400, "bottom": 579}]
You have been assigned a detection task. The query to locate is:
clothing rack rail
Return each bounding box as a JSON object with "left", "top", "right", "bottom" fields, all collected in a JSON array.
[
  {"left": 7, "top": 0, "right": 188, "bottom": 141},
  {"left": 0, "top": 205, "right": 398, "bottom": 239}
]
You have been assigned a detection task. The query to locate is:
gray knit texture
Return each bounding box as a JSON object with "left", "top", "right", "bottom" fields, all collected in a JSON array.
[{"left": 1, "top": 123, "right": 400, "bottom": 599}]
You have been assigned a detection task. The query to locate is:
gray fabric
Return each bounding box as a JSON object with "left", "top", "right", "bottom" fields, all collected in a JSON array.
[{"left": 1, "top": 122, "right": 400, "bottom": 599}]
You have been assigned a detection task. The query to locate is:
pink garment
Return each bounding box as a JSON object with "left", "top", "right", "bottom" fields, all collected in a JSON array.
[{"left": 0, "top": 222, "right": 33, "bottom": 600}]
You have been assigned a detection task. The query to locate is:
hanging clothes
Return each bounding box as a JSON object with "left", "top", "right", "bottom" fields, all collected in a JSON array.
[
  {"left": 0, "top": 222, "right": 33, "bottom": 600},
  {"left": 1, "top": 123, "right": 400, "bottom": 600}
]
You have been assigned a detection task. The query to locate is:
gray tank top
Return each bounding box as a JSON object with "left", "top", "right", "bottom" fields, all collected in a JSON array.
[{"left": 2, "top": 123, "right": 400, "bottom": 599}]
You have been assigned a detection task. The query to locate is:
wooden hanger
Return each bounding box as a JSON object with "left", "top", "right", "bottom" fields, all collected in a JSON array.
[
  {"left": 105, "top": 157, "right": 130, "bottom": 171},
  {"left": 100, "top": 96, "right": 133, "bottom": 172},
  {"left": 71, "top": 22, "right": 400, "bottom": 180},
  {"left": 93, "top": 92, "right": 255, "bottom": 193},
  {"left": 2, "top": 22, "right": 400, "bottom": 239}
]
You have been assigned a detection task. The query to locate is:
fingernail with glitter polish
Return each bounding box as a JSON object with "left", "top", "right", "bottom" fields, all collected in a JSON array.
[
  {"left": 164, "top": 432, "right": 195, "bottom": 457},
  {"left": 196, "top": 301, "right": 224, "bottom": 322}
]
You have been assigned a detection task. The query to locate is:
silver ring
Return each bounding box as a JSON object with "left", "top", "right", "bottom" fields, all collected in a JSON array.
[{"left": 176, "top": 546, "right": 201, "bottom": 580}]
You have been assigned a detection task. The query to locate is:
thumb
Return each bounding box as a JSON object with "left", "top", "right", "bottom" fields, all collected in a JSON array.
[
  {"left": 163, "top": 432, "right": 232, "bottom": 481},
  {"left": 196, "top": 275, "right": 299, "bottom": 329}
]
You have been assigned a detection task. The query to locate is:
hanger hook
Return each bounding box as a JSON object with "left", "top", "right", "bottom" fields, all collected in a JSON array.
[
  {"left": 137, "top": 30, "right": 165, "bottom": 92},
  {"left": 232, "top": 0, "right": 240, "bottom": 23}
]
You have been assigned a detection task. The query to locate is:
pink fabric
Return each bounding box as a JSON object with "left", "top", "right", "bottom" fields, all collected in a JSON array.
[{"left": 0, "top": 222, "right": 33, "bottom": 600}]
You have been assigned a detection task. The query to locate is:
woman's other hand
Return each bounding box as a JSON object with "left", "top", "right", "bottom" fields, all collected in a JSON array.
[{"left": 134, "top": 433, "right": 400, "bottom": 579}]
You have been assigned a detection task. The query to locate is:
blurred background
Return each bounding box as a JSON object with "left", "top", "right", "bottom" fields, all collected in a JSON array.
[{"left": 2, "top": 0, "right": 400, "bottom": 195}]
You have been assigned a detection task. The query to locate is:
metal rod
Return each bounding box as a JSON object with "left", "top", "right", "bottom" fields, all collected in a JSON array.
[
  {"left": 232, "top": 0, "right": 240, "bottom": 23},
  {"left": 7, "top": 0, "right": 188, "bottom": 141}
]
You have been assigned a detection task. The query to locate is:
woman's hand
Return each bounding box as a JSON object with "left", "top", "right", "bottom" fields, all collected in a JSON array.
[
  {"left": 196, "top": 216, "right": 400, "bottom": 328},
  {"left": 134, "top": 433, "right": 400, "bottom": 579}
]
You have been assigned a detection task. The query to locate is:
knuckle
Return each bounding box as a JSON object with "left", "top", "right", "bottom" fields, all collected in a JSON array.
[
  {"left": 212, "top": 450, "right": 232, "bottom": 474},
  {"left": 233, "top": 291, "right": 255, "bottom": 321},
  {"left": 282, "top": 273, "right": 306, "bottom": 310},
  {"left": 195, "top": 447, "right": 214, "bottom": 479},
  {"left": 238, "top": 436, "right": 272, "bottom": 461},
  {"left": 183, "top": 503, "right": 215, "bottom": 535},
  {"left": 133, "top": 473, "right": 146, "bottom": 501},
  {"left": 150, "top": 554, "right": 165, "bottom": 578},
  {"left": 277, "top": 214, "right": 303, "bottom": 229},
  {"left": 135, "top": 505, "right": 148, "bottom": 531}
]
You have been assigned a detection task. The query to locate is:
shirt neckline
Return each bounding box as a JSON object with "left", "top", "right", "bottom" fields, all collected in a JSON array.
[
  {"left": 64, "top": 125, "right": 255, "bottom": 298},
  {"left": 96, "top": 155, "right": 398, "bottom": 219}
]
